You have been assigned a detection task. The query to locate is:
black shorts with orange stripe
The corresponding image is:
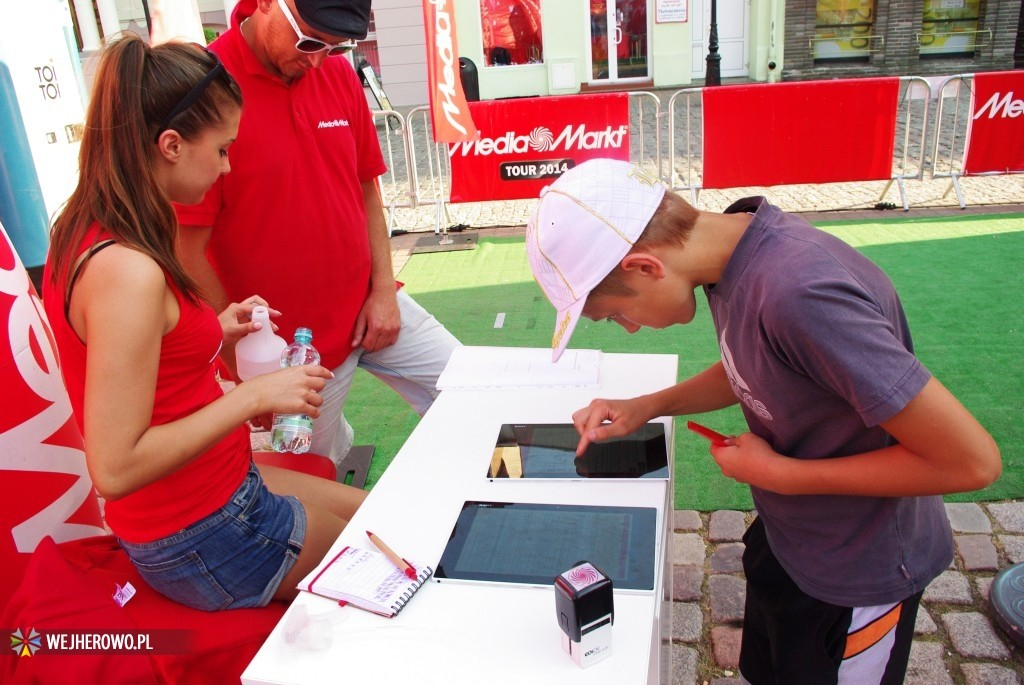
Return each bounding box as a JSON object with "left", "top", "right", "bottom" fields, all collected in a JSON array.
[{"left": 738, "top": 517, "right": 922, "bottom": 685}]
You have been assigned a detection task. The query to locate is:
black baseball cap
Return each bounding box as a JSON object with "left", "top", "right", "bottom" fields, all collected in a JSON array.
[{"left": 293, "top": 0, "right": 372, "bottom": 40}]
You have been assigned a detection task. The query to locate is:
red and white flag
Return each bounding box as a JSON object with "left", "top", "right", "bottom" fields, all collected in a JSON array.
[{"left": 421, "top": 0, "right": 479, "bottom": 143}]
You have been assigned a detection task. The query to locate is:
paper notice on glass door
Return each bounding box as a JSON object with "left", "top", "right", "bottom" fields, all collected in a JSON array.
[{"left": 656, "top": 0, "right": 687, "bottom": 23}]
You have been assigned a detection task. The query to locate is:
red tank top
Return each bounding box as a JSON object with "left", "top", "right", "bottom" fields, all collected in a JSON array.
[{"left": 42, "top": 224, "right": 251, "bottom": 542}]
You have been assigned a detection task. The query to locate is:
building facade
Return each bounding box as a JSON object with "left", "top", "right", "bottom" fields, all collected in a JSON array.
[
  {"left": 369, "top": 0, "right": 1022, "bottom": 106},
  {"left": 783, "top": 0, "right": 1023, "bottom": 81},
  {"left": 67, "top": 1, "right": 1024, "bottom": 107}
]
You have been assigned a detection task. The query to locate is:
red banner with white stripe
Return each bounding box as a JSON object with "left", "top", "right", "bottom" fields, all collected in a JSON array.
[
  {"left": 964, "top": 71, "right": 1024, "bottom": 175},
  {"left": 701, "top": 78, "right": 900, "bottom": 189},
  {"left": 421, "top": 0, "right": 478, "bottom": 143},
  {"left": 448, "top": 93, "right": 630, "bottom": 203},
  {"left": 0, "top": 222, "right": 105, "bottom": 609}
]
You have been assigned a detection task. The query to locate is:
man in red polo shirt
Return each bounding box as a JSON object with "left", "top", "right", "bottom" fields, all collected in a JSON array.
[{"left": 177, "top": 0, "right": 460, "bottom": 465}]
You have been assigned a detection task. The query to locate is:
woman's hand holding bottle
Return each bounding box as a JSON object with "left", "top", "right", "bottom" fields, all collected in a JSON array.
[{"left": 240, "top": 364, "right": 334, "bottom": 429}]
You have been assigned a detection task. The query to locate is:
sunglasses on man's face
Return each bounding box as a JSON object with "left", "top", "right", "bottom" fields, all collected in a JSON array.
[{"left": 277, "top": 0, "right": 356, "bottom": 56}]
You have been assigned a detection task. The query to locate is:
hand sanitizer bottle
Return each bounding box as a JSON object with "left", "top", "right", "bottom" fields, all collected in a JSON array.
[{"left": 234, "top": 306, "right": 287, "bottom": 381}]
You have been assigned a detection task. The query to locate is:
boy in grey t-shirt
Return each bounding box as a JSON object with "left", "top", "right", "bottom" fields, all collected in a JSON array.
[{"left": 526, "top": 159, "right": 1001, "bottom": 684}]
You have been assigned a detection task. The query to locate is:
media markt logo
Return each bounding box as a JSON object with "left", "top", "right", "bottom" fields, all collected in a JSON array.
[
  {"left": 973, "top": 91, "right": 1024, "bottom": 120},
  {"left": 10, "top": 628, "right": 42, "bottom": 657},
  {"left": 450, "top": 123, "right": 628, "bottom": 157},
  {"left": 528, "top": 126, "right": 555, "bottom": 152}
]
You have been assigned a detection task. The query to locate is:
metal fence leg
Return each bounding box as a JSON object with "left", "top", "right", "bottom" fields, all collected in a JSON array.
[
  {"left": 942, "top": 176, "right": 966, "bottom": 209},
  {"left": 386, "top": 206, "right": 397, "bottom": 237},
  {"left": 897, "top": 178, "right": 909, "bottom": 212},
  {"left": 879, "top": 179, "right": 894, "bottom": 203},
  {"left": 950, "top": 175, "right": 966, "bottom": 209},
  {"left": 881, "top": 179, "right": 909, "bottom": 211}
]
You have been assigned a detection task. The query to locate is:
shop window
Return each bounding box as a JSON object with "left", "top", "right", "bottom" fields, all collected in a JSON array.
[
  {"left": 812, "top": 0, "right": 880, "bottom": 62},
  {"left": 481, "top": 0, "right": 543, "bottom": 67},
  {"left": 353, "top": 10, "right": 381, "bottom": 85},
  {"left": 919, "top": 0, "right": 985, "bottom": 58}
]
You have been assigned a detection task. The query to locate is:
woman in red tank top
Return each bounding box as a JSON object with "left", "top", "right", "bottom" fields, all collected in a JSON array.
[{"left": 43, "top": 35, "right": 365, "bottom": 611}]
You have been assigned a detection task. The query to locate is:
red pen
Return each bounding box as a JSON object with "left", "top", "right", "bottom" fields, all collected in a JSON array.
[
  {"left": 366, "top": 531, "right": 417, "bottom": 580},
  {"left": 686, "top": 420, "right": 729, "bottom": 447}
]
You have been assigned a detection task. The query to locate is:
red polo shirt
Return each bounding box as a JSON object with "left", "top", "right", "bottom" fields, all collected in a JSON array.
[{"left": 177, "top": 0, "right": 387, "bottom": 369}]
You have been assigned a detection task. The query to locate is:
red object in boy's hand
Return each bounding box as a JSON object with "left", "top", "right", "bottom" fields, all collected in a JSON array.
[{"left": 686, "top": 421, "right": 729, "bottom": 447}]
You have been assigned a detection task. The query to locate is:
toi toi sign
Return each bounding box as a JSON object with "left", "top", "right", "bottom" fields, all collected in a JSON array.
[{"left": 0, "top": 222, "right": 105, "bottom": 608}]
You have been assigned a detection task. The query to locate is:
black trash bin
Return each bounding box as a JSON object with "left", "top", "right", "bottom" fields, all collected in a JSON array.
[{"left": 459, "top": 57, "right": 480, "bottom": 102}]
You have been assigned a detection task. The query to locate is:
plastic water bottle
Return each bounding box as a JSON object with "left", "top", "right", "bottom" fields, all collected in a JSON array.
[
  {"left": 234, "top": 306, "right": 287, "bottom": 381},
  {"left": 270, "top": 327, "right": 321, "bottom": 454}
]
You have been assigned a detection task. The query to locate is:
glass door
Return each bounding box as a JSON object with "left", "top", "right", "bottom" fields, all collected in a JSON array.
[{"left": 589, "top": 0, "right": 649, "bottom": 82}]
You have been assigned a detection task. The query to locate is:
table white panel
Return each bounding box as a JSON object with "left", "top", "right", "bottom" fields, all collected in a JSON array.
[{"left": 243, "top": 352, "right": 678, "bottom": 685}]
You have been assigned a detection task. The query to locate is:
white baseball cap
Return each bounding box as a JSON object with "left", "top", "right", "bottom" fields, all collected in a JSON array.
[{"left": 526, "top": 159, "right": 666, "bottom": 362}]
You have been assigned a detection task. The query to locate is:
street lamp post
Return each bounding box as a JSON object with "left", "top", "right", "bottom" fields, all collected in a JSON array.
[{"left": 705, "top": 0, "right": 721, "bottom": 86}]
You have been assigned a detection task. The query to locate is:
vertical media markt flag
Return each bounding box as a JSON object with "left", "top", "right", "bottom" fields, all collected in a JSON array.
[
  {"left": 963, "top": 70, "right": 1024, "bottom": 175},
  {"left": 422, "top": 0, "right": 478, "bottom": 143}
]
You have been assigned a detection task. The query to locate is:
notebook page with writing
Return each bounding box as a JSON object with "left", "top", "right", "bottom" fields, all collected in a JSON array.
[{"left": 297, "top": 546, "right": 433, "bottom": 617}]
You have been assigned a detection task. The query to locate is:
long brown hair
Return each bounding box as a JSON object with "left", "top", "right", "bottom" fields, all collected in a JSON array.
[{"left": 48, "top": 34, "right": 241, "bottom": 303}]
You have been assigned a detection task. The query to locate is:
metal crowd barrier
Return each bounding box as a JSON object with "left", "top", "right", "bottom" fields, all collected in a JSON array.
[
  {"left": 665, "top": 87, "right": 702, "bottom": 205},
  {"left": 375, "top": 73, "right": 1015, "bottom": 225},
  {"left": 372, "top": 109, "right": 416, "bottom": 236},
  {"left": 665, "top": 76, "right": 931, "bottom": 210},
  {"left": 627, "top": 90, "right": 664, "bottom": 184},
  {"left": 887, "top": 75, "right": 932, "bottom": 210},
  {"left": 405, "top": 105, "right": 454, "bottom": 235},
  {"left": 929, "top": 74, "right": 973, "bottom": 209}
]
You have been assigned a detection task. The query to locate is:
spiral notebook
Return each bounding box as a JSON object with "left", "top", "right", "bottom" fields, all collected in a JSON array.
[{"left": 297, "top": 546, "right": 433, "bottom": 617}]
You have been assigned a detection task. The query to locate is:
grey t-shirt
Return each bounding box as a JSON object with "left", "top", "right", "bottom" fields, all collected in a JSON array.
[{"left": 705, "top": 197, "right": 952, "bottom": 607}]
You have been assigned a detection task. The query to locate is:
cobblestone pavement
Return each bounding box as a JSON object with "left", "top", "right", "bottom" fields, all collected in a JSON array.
[
  {"left": 388, "top": 184, "right": 1024, "bottom": 684},
  {"left": 386, "top": 173, "right": 1024, "bottom": 238},
  {"left": 671, "top": 504, "right": 1024, "bottom": 685}
]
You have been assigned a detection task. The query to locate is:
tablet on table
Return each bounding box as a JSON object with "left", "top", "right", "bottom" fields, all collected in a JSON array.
[
  {"left": 488, "top": 423, "right": 668, "bottom": 480},
  {"left": 435, "top": 501, "right": 658, "bottom": 591}
]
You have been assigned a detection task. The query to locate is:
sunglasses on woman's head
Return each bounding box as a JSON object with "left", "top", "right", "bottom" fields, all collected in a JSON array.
[
  {"left": 154, "top": 45, "right": 225, "bottom": 143},
  {"left": 277, "top": 0, "right": 357, "bottom": 56}
]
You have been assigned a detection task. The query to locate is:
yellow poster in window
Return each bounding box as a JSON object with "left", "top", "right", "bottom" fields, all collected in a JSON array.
[
  {"left": 920, "top": 0, "right": 981, "bottom": 55},
  {"left": 814, "top": 0, "right": 876, "bottom": 60}
]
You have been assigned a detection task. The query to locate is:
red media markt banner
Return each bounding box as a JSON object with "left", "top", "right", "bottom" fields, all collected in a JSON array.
[
  {"left": 964, "top": 70, "right": 1024, "bottom": 175},
  {"left": 448, "top": 93, "right": 630, "bottom": 203}
]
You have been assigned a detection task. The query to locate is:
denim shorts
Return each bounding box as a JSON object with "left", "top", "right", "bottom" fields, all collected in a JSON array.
[{"left": 119, "top": 463, "right": 306, "bottom": 611}]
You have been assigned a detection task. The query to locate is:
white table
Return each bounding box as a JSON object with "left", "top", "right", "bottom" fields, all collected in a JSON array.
[{"left": 242, "top": 351, "right": 678, "bottom": 685}]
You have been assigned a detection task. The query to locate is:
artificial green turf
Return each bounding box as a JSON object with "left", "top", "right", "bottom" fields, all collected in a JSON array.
[{"left": 347, "top": 214, "right": 1023, "bottom": 510}]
